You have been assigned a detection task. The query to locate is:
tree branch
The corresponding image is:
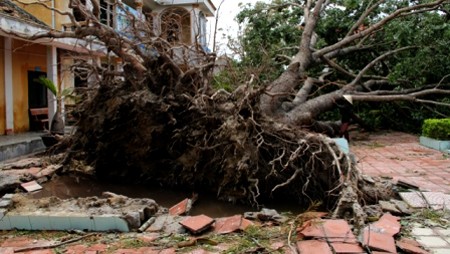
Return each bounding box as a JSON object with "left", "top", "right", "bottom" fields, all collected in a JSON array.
[
  {"left": 345, "top": 0, "right": 385, "bottom": 37},
  {"left": 292, "top": 77, "right": 317, "bottom": 105},
  {"left": 348, "top": 46, "right": 417, "bottom": 87},
  {"left": 351, "top": 88, "right": 450, "bottom": 103}
]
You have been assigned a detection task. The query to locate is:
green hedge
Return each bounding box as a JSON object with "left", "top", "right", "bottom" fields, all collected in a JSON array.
[{"left": 422, "top": 118, "right": 450, "bottom": 140}]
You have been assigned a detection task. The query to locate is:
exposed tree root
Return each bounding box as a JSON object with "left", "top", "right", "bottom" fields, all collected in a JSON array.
[{"left": 60, "top": 61, "right": 393, "bottom": 218}]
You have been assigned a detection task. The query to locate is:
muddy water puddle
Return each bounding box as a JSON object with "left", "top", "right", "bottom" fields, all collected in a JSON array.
[{"left": 31, "top": 175, "right": 301, "bottom": 217}]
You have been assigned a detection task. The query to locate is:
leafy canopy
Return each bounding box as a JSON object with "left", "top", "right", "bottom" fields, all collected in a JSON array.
[{"left": 232, "top": 0, "right": 450, "bottom": 131}]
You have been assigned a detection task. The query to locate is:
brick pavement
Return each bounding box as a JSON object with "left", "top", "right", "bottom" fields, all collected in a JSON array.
[
  {"left": 352, "top": 131, "right": 450, "bottom": 254},
  {"left": 351, "top": 131, "right": 450, "bottom": 194}
]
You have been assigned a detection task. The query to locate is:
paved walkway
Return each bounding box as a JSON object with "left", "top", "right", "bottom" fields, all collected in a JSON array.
[{"left": 351, "top": 131, "right": 450, "bottom": 194}]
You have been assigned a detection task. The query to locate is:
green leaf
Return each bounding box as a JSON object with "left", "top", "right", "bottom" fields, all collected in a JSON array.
[{"left": 35, "top": 76, "right": 57, "bottom": 96}]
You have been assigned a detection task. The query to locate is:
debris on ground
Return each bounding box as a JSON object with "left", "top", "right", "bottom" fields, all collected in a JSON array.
[
  {"left": 0, "top": 157, "right": 60, "bottom": 192},
  {"left": 244, "top": 208, "right": 288, "bottom": 224},
  {"left": 20, "top": 180, "right": 42, "bottom": 192},
  {"left": 0, "top": 146, "right": 449, "bottom": 253},
  {"left": 179, "top": 214, "right": 215, "bottom": 234}
]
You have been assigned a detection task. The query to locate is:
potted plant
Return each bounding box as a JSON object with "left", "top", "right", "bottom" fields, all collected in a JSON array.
[
  {"left": 35, "top": 77, "right": 73, "bottom": 146},
  {"left": 420, "top": 118, "right": 450, "bottom": 152}
]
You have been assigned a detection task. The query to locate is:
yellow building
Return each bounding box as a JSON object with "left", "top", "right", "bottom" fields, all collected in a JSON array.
[{"left": 0, "top": 0, "right": 215, "bottom": 135}]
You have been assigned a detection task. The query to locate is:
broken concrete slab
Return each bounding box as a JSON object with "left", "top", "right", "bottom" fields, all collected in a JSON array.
[
  {"left": 35, "top": 164, "right": 62, "bottom": 178},
  {"left": 390, "top": 199, "right": 412, "bottom": 215},
  {"left": 0, "top": 199, "right": 12, "bottom": 209},
  {"left": 180, "top": 214, "right": 214, "bottom": 234},
  {"left": 399, "top": 192, "right": 427, "bottom": 208},
  {"left": 399, "top": 191, "right": 450, "bottom": 210},
  {"left": 0, "top": 193, "right": 159, "bottom": 232},
  {"left": 379, "top": 200, "right": 401, "bottom": 214},
  {"left": 244, "top": 208, "right": 288, "bottom": 223},
  {"left": 0, "top": 164, "right": 58, "bottom": 193},
  {"left": 421, "top": 192, "right": 450, "bottom": 210},
  {"left": 3, "top": 194, "right": 14, "bottom": 200},
  {"left": 1, "top": 157, "right": 43, "bottom": 170},
  {"left": 146, "top": 214, "right": 185, "bottom": 234}
]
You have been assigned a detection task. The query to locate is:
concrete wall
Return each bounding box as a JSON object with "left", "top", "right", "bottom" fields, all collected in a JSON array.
[
  {"left": 12, "top": 0, "right": 53, "bottom": 26},
  {"left": 54, "top": 0, "right": 72, "bottom": 30},
  {"left": 11, "top": 39, "right": 47, "bottom": 133},
  {"left": 0, "top": 38, "right": 5, "bottom": 134}
]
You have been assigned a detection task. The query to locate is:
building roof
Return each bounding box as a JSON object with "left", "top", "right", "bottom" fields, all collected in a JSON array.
[{"left": 0, "top": 0, "right": 48, "bottom": 27}]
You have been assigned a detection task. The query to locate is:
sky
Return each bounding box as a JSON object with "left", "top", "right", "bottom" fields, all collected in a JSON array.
[{"left": 209, "top": 0, "right": 271, "bottom": 54}]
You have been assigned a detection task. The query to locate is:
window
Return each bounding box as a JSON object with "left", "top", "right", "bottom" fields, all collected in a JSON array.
[{"left": 160, "top": 8, "right": 191, "bottom": 44}]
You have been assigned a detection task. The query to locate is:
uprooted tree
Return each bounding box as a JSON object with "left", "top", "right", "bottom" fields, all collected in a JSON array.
[{"left": 7, "top": 0, "right": 450, "bottom": 224}]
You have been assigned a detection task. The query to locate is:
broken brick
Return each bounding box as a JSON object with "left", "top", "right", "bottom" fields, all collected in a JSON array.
[
  {"left": 296, "top": 240, "right": 332, "bottom": 254},
  {"left": 396, "top": 239, "right": 430, "bottom": 254},
  {"left": 180, "top": 214, "right": 214, "bottom": 234},
  {"left": 362, "top": 228, "right": 397, "bottom": 253},
  {"left": 330, "top": 242, "right": 364, "bottom": 253},
  {"left": 370, "top": 213, "right": 401, "bottom": 236},
  {"left": 298, "top": 219, "right": 357, "bottom": 242},
  {"left": 240, "top": 218, "right": 253, "bottom": 230},
  {"left": 169, "top": 198, "right": 189, "bottom": 216},
  {"left": 213, "top": 215, "right": 242, "bottom": 234}
]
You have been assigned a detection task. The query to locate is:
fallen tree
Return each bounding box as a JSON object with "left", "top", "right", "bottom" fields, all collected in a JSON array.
[{"left": 5, "top": 0, "right": 450, "bottom": 225}]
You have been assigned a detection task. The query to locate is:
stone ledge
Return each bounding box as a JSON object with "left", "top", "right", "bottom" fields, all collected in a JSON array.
[{"left": 419, "top": 136, "right": 450, "bottom": 152}]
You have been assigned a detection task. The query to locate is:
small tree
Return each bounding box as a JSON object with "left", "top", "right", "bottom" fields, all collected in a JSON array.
[{"left": 35, "top": 76, "right": 72, "bottom": 135}]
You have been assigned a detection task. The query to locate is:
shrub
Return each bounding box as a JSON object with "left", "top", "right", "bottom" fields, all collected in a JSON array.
[{"left": 422, "top": 118, "right": 450, "bottom": 140}]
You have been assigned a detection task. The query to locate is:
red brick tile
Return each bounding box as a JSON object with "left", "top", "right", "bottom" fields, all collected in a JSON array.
[
  {"left": 329, "top": 242, "right": 364, "bottom": 253},
  {"left": 20, "top": 180, "right": 43, "bottom": 192},
  {"left": 213, "top": 215, "right": 242, "bottom": 234},
  {"left": 180, "top": 215, "right": 215, "bottom": 234},
  {"left": 296, "top": 240, "right": 332, "bottom": 254},
  {"left": 64, "top": 245, "right": 87, "bottom": 254},
  {"left": 240, "top": 218, "right": 253, "bottom": 230},
  {"left": 298, "top": 219, "right": 357, "bottom": 242},
  {"left": 362, "top": 229, "right": 396, "bottom": 253},
  {"left": 396, "top": 239, "right": 430, "bottom": 254},
  {"left": 370, "top": 213, "right": 401, "bottom": 236},
  {"left": 169, "top": 198, "right": 189, "bottom": 216}
]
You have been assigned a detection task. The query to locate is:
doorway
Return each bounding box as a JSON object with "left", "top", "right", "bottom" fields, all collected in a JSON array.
[{"left": 28, "top": 71, "right": 48, "bottom": 130}]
